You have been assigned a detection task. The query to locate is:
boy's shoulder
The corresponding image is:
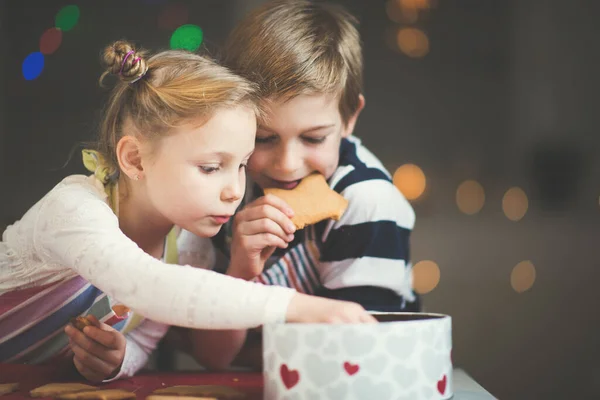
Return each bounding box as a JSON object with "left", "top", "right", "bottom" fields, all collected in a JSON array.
[
  {"left": 331, "top": 136, "right": 391, "bottom": 192},
  {"left": 330, "top": 136, "right": 415, "bottom": 229}
]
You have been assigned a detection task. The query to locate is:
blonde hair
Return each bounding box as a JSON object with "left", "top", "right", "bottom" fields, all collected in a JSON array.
[
  {"left": 96, "top": 40, "right": 260, "bottom": 171},
  {"left": 223, "top": 0, "right": 363, "bottom": 125}
]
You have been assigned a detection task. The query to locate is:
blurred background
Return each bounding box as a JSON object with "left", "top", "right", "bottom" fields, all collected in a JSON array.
[{"left": 2, "top": 0, "right": 600, "bottom": 398}]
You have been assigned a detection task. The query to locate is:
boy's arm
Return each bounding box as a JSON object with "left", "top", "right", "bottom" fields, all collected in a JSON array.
[
  {"left": 317, "top": 176, "right": 418, "bottom": 311},
  {"left": 176, "top": 230, "right": 249, "bottom": 370}
]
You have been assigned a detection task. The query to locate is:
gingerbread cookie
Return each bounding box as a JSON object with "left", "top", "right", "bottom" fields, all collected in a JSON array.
[
  {"left": 70, "top": 316, "right": 93, "bottom": 331},
  {"left": 152, "top": 385, "right": 244, "bottom": 399},
  {"left": 146, "top": 396, "right": 215, "bottom": 400},
  {"left": 264, "top": 174, "right": 348, "bottom": 229},
  {"left": 0, "top": 383, "right": 19, "bottom": 396},
  {"left": 30, "top": 383, "right": 96, "bottom": 397},
  {"left": 58, "top": 389, "right": 135, "bottom": 400}
]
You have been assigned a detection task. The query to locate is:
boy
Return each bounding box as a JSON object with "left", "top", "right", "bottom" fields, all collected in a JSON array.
[{"left": 182, "top": 0, "right": 419, "bottom": 370}]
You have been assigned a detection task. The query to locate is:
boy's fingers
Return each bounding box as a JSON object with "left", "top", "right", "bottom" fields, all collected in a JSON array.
[
  {"left": 239, "top": 218, "right": 293, "bottom": 243},
  {"left": 260, "top": 194, "right": 294, "bottom": 217},
  {"left": 240, "top": 205, "right": 296, "bottom": 235}
]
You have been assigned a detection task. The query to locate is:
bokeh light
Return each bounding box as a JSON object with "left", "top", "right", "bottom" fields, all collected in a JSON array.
[
  {"left": 393, "top": 164, "right": 426, "bottom": 201},
  {"left": 412, "top": 260, "right": 440, "bottom": 294},
  {"left": 386, "top": 0, "right": 418, "bottom": 24},
  {"left": 55, "top": 5, "right": 80, "bottom": 32},
  {"left": 503, "top": 187, "right": 528, "bottom": 221},
  {"left": 397, "top": 27, "right": 429, "bottom": 58},
  {"left": 22, "top": 52, "right": 45, "bottom": 80},
  {"left": 401, "top": 0, "right": 432, "bottom": 9},
  {"left": 40, "top": 27, "right": 63, "bottom": 55},
  {"left": 158, "top": 3, "right": 189, "bottom": 31},
  {"left": 170, "top": 24, "right": 203, "bottom": 52},
  {"left": 456, "top": 180, "right": 485, "bottom": 215},
  {"left": 511, "top": 261, "right": 536, "bottom": 293}
]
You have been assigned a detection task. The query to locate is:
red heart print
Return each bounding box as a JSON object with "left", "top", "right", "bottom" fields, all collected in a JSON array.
[
  {"left": 437, "top": 374, "right": 447, "bottom": 395},
  {"left": 280, "top": 364, "right": 300, "bottom": 390},
  {"left": 343, "top": 362, "right": 360, "bottom": 376}
]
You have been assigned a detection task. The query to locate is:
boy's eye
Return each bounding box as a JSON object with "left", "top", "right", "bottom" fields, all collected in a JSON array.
[
  {"left": 239, "top": 162, "right": 248, "bottom": 170},
  {"left": 199, "top": 165, "right": 220, "bottom": 173},
  {"left": 303, "top": 136, "right": 327, "bottom": 144},
  {"left": 256, "top": 135, "right": 277, "bottom": 144}
]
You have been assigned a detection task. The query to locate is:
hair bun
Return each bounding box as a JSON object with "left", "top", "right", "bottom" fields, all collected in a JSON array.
[{"left": 102, "top": 40, "right": 148, "bottom": 83}]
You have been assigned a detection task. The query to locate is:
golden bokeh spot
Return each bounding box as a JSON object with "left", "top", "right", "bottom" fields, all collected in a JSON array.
[
  {"left": 511, "top": 261, "right": 536, "bottom": 293},
  {"left": 400, "top": 0, "right": 432, "bottom": 9},
  {"left": 397, "top": 27, "right": 430, "bottom": 58},
  {"left": 393, "top": 164, "right": 427, "bottom": 201},
  {"left": 503, "top": 187, "right": 528, "bottom": 221},
  {"left": 412, "top": 260, "right": 440, "bottom": 294},
  {"left": 456, "top": 180, "right": 485, "bottom": 215},
  {"left": 386, "top": 0, "right": 418, "bottom": 24}
]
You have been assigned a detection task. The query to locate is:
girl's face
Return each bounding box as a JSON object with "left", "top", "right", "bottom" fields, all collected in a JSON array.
[{"left": 141, "top": 106, "right": 256, "bottom": 237}]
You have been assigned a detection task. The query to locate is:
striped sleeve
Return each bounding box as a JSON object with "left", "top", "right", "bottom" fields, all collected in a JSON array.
[{"left": 317, "top": 164, "right": 416, "bottom": 301}]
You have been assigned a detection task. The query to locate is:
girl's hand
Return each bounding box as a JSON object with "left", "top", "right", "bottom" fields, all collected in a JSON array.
[
  {"left": 65, "top": 315, "right": 126, "bottom": 382},
  {"left": 286, "top": 293, "right": 378, "bottom": 324}
]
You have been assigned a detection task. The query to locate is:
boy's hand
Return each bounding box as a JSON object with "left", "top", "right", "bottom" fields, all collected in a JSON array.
[
  {"left": 286, "top": 293, "right": 378, "bottom": 324},
  {"left": 65, "top": 315, "right": 126, "bottom": 382},
  {"left": 228, "top": 194, "right": 296, "bottom": 280}
]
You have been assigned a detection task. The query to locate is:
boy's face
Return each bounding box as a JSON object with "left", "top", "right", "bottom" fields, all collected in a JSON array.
[{"left": 249, "top": 93, "right": 363, "bottom": 190}]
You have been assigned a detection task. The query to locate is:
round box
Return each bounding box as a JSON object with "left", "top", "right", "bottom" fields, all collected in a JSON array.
[{"left": 263, "top": 313, "right": 453, "bottom": 400}]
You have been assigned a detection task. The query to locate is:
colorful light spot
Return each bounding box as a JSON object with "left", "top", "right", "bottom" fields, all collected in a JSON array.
[
  {"left": 412, "top": 260, "right": 440, "bottom": 294},
  {"left": 393, "top": 164, "right": 427, "bottom": 201},
  {"left": 397, "top": 27, "right": 430, "bottom": 58},
  {"left": 170, "top": 24, "right": 203, "bottom": 52},
  {"left": 511, "top": 261, "right": 536, "bottom": 293},
  {"left": 502, "top": 187, "right": 528, "bottom": 221},
  {"left": 40, "top": 27, "right": 63, "bottom": 55},
  {"left": 55, "top": 5, "right": 80, "bottom": 32},
  {"left": 456, "top": 180, "right": 485, "bottom": 215},
  {"left": 22, "top": 52, "right": 45, "bottom": 80}
]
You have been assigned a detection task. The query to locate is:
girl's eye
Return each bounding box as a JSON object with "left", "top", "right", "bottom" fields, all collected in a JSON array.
[
  {"left": 199, "top": 166, "right": 220, "bottom": 173},
  {"left": 303, "top": 136, "right": 327, "bottom": 144},
  {"left": 256, "top": 135, "right": 277, "bottom": 144}
]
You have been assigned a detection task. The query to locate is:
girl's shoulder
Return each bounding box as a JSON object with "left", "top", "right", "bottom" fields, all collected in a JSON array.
[{"left": 44, "top": 174, "right": 110, "bottom": 205}]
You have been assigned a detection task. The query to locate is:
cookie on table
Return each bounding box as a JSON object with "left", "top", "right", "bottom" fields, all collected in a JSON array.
[{"left": 30, "top": 383, "right": 97, "bottom": 397}]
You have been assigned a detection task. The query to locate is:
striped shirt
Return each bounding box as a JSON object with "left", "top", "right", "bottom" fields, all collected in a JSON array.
[
  {"left": 0, "top": 275, "right": 128, "bottom": 364},
  {"left": 214, "top": 136, "right": 417, "bottom": 308}
]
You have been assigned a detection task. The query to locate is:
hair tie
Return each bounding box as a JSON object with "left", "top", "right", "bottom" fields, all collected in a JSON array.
[{"left": 119, "top": 50, "right": 136, "bottom": 75}]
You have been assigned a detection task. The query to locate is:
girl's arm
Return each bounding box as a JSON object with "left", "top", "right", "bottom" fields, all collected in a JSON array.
[{"left": 33, "top": 181, "right": 295, "bottom": 330}]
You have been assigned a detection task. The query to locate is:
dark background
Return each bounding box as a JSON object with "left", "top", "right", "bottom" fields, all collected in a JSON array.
[{"left": 2, "top": 1, "right": 600, "bottom": 398}]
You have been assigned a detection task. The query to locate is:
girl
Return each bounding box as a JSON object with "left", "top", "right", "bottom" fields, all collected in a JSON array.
[{"left": 0, "top": 41, "right": 375, "bottom": 382}]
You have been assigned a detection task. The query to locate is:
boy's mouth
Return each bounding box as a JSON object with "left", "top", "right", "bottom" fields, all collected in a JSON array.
[{"left": 268, "top": 178, "right": 302, "bottom": 190}]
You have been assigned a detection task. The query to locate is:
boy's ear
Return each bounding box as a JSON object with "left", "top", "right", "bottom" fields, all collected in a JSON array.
[{"left": 341, "top": 94, "right": 365, "bottom": 138}]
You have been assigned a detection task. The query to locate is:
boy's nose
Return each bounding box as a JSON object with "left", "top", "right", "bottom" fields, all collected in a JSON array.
[{"left": 275, "top": 147, "right": 302, "bottom": 174}]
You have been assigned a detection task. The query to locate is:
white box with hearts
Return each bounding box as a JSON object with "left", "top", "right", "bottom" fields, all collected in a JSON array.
[{"left": 263, "top": 312, "right": 453, "bottom": 400}]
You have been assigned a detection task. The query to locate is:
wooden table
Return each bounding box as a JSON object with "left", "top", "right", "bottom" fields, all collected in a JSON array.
[{"left": 0, "top": 364, "right": 496, "bottom": 399}]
